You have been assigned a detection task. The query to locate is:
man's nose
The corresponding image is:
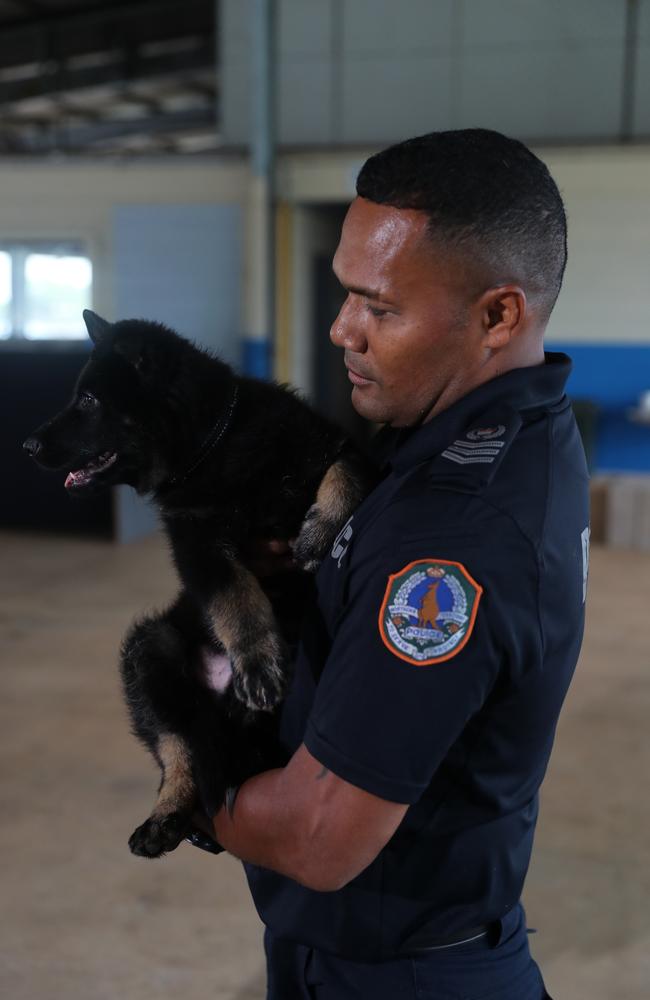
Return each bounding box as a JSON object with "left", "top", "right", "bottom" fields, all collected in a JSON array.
[
  {"left": 330, "top": 299, "right": 367, "bottom": 353},
  {"left": 23, "top": 436, "right": 42, "bottom": 457}
]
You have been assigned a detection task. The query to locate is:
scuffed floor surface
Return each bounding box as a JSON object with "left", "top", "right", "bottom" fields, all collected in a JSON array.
[{"left": 1, "top": 531, "right": 648, "bottom": 999}]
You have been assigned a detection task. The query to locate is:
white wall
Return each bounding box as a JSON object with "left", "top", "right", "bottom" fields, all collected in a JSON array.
[
  {"left": 0, "top": 159, "right": 247, "bottom": 334},
  {"left": 543, "top": 147, "right": 650, "bottom": 345}
]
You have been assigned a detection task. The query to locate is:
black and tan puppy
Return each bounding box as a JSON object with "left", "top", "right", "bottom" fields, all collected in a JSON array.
[{"left": 23, "top": 310, "right": 371, "bottom": 858}]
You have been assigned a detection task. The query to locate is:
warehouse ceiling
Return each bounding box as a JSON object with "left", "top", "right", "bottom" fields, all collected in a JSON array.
[{"left": 0, "top": 0, "right": 218, "bottom": 156}]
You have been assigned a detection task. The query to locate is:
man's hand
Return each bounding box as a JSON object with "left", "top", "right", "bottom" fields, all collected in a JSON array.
[{"left": 240, "top": 538, "right": 297, "bottom": 578}]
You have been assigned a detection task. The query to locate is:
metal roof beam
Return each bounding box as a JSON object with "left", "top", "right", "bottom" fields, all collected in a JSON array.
[
  {"left": 0, "top": 0, "right": 215, "bottom": 70},
  {"left": 1, "top": 105, "right": 216, "bottom": 152},
  {"left": 0, "top": 40, "right": 214, "bottom": 102}
]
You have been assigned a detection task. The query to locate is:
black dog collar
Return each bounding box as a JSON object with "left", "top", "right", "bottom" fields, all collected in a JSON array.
[{"left": 161, "top": 380, "right": 239, "bottom": 492}]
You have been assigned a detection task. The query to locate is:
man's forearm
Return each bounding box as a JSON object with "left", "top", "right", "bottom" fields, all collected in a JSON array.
[
  {"left": 210, "top": 747, "right": 352, "bottom": 891},
  {"left": 206, "top": 743, "right": 409, "bottom": 892},
  {"left": 210, "top": 766, "right": 318, "bottom": 885}
]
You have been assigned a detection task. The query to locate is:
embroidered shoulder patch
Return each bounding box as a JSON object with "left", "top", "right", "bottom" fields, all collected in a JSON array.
[{"left": 378, "top": 559, "right": 483, "bottom": 665}]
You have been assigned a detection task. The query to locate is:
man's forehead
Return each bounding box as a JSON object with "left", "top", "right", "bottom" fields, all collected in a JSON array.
[
  {"left": 340, "top": 198, "right": 428, "bottom": 250},
  {"left": 333, "top": 198, "right": 431, "bottom": 281}
]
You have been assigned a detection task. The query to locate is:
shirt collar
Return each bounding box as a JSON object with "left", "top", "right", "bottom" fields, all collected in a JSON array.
[{"left": 388, "top": 351, "right": 572, "bottom": 475}]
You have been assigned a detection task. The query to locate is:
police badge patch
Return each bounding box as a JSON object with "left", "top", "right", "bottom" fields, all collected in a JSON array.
[{"left": 378, "top": 559, "right": 482, "bottom": 665}]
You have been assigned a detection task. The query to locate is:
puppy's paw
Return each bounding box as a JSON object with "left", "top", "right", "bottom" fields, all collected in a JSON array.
[
  {"left": 292, "top": 504, "right": 334, "bottom": 573},
  {"left": 128, "top": 811, "right": 190, "bottom": 858},
  {"left": 232, "top": 636, "right": 287, "bottom": 712}
]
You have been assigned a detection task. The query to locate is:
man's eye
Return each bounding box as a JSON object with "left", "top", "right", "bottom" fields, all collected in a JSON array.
[
  {"left": 368, "top": 305, "right": 388, "bottom": 319},
  {"left": 78, "top": 392, "right": 99, "bottom": 410}
]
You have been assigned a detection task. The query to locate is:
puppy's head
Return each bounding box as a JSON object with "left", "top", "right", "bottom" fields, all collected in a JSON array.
[{"left": 23, "top": 310, "right": 184, "bottom": 497}]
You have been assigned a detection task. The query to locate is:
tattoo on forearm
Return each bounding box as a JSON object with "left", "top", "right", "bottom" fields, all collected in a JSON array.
[{"left": 315, "top": 766, "right": 329, "bottom": 780}]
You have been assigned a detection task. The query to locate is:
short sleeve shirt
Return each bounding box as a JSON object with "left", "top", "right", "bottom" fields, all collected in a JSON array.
[{"left": 245, "top": 354, "right": 590, "bottom": 961}]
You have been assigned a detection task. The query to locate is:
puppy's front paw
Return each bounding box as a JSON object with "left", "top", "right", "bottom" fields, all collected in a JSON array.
[
  {"left": 293, "top": 504, "right": 333, "bottom": 573},
  {"left": 232, "top": 636, "right": 287, "bottom": 711},
  {"left": 128, "top": 811, "right": 190, "bottom": 858}
]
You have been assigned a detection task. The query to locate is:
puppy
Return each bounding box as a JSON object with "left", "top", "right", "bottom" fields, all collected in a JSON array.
[{"left": 24, "top": 311, "right": 372, "bottom": 857}]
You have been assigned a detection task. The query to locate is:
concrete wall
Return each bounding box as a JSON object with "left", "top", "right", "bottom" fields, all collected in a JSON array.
[{"left": 221, "top": 0, "right": 646, "bottom": 147}]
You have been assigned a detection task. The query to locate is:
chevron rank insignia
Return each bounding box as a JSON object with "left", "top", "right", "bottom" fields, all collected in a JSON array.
[
  {"left": 442, "top": 424, "right": 506, "bottom": 465},
  {"left": 378, "top": 559, "right": 482, "bottom": 665}
]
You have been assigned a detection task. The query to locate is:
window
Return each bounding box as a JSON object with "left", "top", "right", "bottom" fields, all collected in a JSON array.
[
  {"left": 0, "top": 244, "right": 92, "bottom": 341},
  {"left": 0, "top": 252, "right": 11, "bottom": 338}
]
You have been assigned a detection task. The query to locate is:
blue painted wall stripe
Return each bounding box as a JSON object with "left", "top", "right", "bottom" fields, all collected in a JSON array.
[
  {"left": 550, "top": 342, "right": 650, "bottom": 408},
  {"left": 550, "top": 343, "right": 650, "bottom": 473},
  {"left": 242, "top": 338, "right": 272, "bottom": 379}
]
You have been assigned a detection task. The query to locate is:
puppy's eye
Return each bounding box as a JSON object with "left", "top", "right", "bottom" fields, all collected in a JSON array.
[{"left": 78, "top": 392, "right": 99, "bottom": 410}]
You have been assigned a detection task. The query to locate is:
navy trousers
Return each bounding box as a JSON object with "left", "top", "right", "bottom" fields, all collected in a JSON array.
[{"left": 265, "top": 904, "right": 553, "bottom": 1000}]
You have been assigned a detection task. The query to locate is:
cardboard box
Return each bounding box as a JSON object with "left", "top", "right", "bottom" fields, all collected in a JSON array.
[
  {"left": 605, "top": 475, "right": 650, "bottom": 551},
  {"left": 589, "top": 477, "right": 609, "bottom": 545}
]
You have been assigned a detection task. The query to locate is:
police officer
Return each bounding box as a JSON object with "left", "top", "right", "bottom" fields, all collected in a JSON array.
[{"left": 198, "top": 129, "right": 589, "bottom": 999}]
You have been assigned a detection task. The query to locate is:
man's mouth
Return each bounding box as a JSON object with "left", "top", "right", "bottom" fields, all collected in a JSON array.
[
  {"left": 64, "top": 451, "right": 118, "bottom": 490},
  {"left": 346, "top": 365, "right": 374, "bottom": 387}
]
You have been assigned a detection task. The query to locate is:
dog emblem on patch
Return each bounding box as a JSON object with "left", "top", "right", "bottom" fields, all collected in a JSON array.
[{"left": 378, "top": 559, "right": 482, "bottom": 665}]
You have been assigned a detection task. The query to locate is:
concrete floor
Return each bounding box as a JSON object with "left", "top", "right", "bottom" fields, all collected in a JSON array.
[{"left": 1, "top": 531, "right": 648, "bottom": 999}]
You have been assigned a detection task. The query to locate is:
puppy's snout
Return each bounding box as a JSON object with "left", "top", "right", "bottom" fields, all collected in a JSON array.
[{"left": 23, "top": 436, "right": 42, "bottom": 458}]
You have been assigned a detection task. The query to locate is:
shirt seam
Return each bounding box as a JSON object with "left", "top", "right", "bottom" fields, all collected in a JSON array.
[
  {"left": 536, "top": 414, "right": 553, "bottom": 663},
  {"left": 466, "top": 493, "right": 545, "bottom": 669}
]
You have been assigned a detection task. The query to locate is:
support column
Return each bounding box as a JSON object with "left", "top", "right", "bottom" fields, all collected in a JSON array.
[{"left": 243, "top": 0, "right": 276, "bottom": 378}]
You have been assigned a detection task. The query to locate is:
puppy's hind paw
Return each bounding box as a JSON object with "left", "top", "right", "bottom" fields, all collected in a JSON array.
[{"left": 128, "top": 811, "right": 190, "bottom": 858}]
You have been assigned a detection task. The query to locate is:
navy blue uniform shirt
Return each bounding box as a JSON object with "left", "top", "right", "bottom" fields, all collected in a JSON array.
[{"left": 245, "top": 353, "right": 590, "bottom": 962}]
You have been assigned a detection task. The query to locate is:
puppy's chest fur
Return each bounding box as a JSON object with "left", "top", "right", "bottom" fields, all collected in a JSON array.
[{"left": 156, "top": 380, "right": 350, "bottom": 590}]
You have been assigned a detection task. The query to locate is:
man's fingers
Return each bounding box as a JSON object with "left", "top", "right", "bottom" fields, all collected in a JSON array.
[{"left": 241, "top": 538, "right": 299, "bottom": 576}]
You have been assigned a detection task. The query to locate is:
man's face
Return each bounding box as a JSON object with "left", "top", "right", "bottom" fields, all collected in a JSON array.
[{"left": 330, "top": 197, "right": 481, "bottom": 427}]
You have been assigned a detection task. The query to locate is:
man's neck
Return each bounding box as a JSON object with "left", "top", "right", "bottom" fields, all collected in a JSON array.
[{"left": 423, "top": 344, "right": 546, "bottom": 425}]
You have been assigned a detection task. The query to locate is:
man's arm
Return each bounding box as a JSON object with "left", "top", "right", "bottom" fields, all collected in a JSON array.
[{"left": 206, "top": 744, "right": 409, "bottom": 892}]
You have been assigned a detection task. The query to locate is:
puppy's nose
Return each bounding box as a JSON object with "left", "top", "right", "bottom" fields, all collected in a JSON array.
[{"left": 23, "top": 437, "right": 42, "bottom": 457}]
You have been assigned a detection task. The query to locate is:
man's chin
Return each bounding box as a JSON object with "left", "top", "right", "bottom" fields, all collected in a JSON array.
[
  {"left": 350, "top": 386, "right": 423, "bottom": 428},
  {"left": 350, "top": 384, "right": 390, "bottom": 424}
]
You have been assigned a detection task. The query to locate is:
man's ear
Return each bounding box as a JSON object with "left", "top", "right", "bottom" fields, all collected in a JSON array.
[
  {"left": 83, "top": 309, "right": 111, "bottom": 345},
  {"left": 479, "top": 286, "right": 527, "bottom": 350}
]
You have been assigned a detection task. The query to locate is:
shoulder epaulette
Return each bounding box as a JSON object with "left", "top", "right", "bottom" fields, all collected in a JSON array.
[{"left": 427, "top": 403, "right": 523, "bottom": 493}]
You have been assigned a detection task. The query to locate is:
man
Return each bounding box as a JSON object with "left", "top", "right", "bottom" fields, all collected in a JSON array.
[{"left": 197, "top": 129, "right": 589, "bottom": 999}]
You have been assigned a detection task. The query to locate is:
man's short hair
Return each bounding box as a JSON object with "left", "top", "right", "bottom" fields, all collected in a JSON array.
[{"left": 356, "top": 129, "right": 567, "bottom": 322}]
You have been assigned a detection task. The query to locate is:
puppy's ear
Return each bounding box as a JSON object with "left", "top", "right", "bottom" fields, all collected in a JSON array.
[{"left": 83, "top": 310, "right": 111, "bottom": 345}]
